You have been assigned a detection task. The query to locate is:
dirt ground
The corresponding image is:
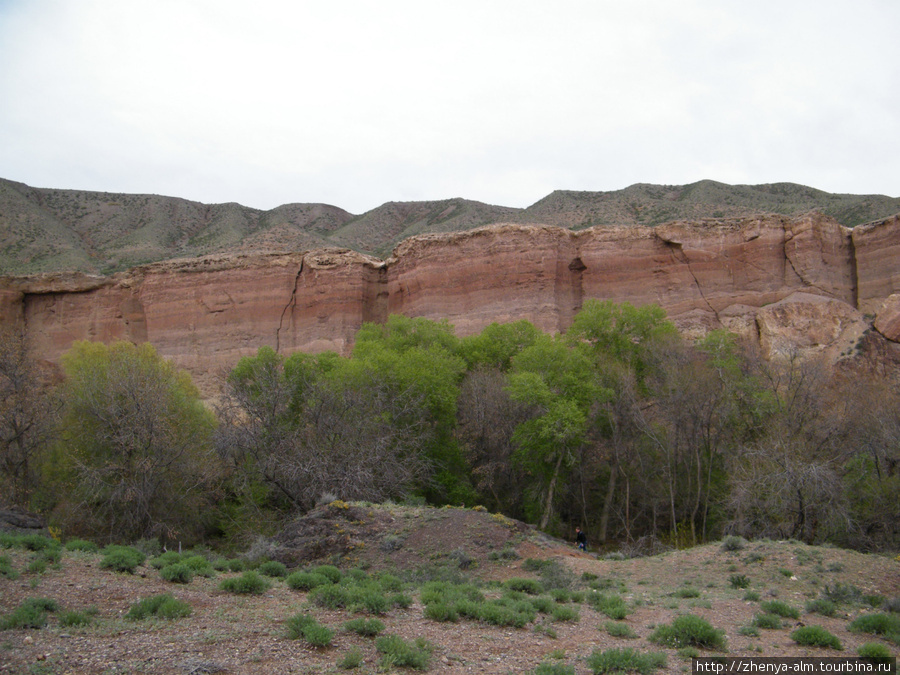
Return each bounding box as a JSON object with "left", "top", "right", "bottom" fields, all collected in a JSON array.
[{"left": 1, "top": 503, "right": 898, "bottom": 674}]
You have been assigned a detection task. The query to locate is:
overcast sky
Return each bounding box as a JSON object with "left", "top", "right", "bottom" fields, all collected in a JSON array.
[{"left": 1, "top": 1, "right": 898, "bottom": 214}]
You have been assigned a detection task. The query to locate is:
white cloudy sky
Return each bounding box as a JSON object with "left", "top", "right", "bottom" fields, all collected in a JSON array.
[{"left": 1, "top": 0, "right": 898, "bottom": 214}]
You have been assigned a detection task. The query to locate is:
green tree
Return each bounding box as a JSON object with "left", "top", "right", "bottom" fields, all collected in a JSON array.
[
  {"left": 0, "top": 327, "right": 55, "bottom": 507},
  {"left": 507, "top": 335, "right": 609, "bottom": 529},
  {"left": 458, "top": 320, "right": 541, "bottom": 371},
  {"left": 52, "top": 341, "right": 216, "bottom": 543}
]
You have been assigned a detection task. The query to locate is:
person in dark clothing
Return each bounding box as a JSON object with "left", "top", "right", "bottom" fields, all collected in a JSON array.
[{"left": 575, "top": 526, "right": 587, "bottom": 551}]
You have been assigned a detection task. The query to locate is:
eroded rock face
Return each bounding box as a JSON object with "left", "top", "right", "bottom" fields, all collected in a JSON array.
[{"left": 2, "top": 212, "right": 898, "bottom": 395}]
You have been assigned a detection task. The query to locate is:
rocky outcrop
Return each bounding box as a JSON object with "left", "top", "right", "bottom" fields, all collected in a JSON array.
[{"left": 2, "top": 212, "right": 899, "bottom": 395}]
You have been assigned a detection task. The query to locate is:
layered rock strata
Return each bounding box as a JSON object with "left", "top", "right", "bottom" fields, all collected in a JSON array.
[{"left": 2, "top": 212, "right": 898, "bottom": 395}]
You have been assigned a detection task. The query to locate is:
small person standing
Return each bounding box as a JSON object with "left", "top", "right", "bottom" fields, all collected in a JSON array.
[{"left": 575, "top": 526, "right": 587, "bottom": 551}]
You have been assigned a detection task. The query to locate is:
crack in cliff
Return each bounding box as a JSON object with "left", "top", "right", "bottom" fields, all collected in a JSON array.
[
  {"left": 276, "top": 257, "right": 303, "bottom": 353},
  {"left": 781, "top": 220, "right": 807, "bottom": 286},
  {"left": 667, "top": 242, "right": 720, "bottom": 323},
  {"left": 848, "top": 232, "right": 860, "bottom": 309}
]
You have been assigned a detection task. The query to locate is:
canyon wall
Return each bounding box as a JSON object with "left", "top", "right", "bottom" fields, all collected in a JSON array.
[{"left": 2, "top": 213, "right": 898, "bottom": 395}]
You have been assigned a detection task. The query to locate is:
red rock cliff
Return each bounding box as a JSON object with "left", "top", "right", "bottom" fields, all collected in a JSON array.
[{"left": 2, "top": 213, "right": 898, "bottom": 394}]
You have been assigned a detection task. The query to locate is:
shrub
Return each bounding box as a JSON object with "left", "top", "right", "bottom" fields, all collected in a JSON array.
[
  {"left": 848, "top": 613, "right": 900, "bottom": 636},
  {"left": 159, "top": 563, "right": 194, "bottom": 584},
  {"left": 806, "top": 598, "right": 837, "bottom": 617},
  {"left": 58, "top": 609, "right": 94, "bottom": 627},
  {"left": 149, "top": 551, "right": 183, "bottom": 569},
  {"left": 605, "top": 621, "right": 638, "bottom": 638},
  {"left": 760, "top": 600, "right": 800, "bottom": 619},
  {"left": 587, "top": 592, "right": 629, "bottom": 620},
  {"left": 219, "top": 571, "right": 271, "bottom": 595},
  {"left": 0, "top": 597, "right": 58, "bottom": 630},
  {"left": 353, "top": 588, "right": 390, "bottom": 615},
  {"left": 0, "top": 555, "right": 18, "bottom": 580},
  {"left": 720, "top": 535, "right": 747, "bottom": 552},
  {"left": 673, "top": 587, "right": 700, "bottom": 598},
  {"left": 64, "top": 539, "right": 99, "bottom": 553},
  {"left": 523, "top": 558, "right": 548, "bottom": 572},
  {"left": 338, "top": 647, "right": 364, "bottom": 670},
  {"left": 286, "top": 571, "right": 331, "bottom": 591},
  {"left": 752, "top": 613, "right": 783, "bottom": 629},
  {"left": 375, "top": 634, "right": 433, "bottom": 670},
  {"left": 257, "top": 560, "right": 287, "bottom": 578},
  {"left": 649, "top": 615, "right": 726, "bottom": 650},
  {"left": 822, "top": 582, "right": 862, "bottom": 604},
  {"left": 791, "top": 625, "right": 842, "bottom": 650},
  {"left": 224, "top": 558, "right": 245, "bottom": 572},
  {"left": 531, "top": 597, "right": 555, "bottom": 614},
  {"left": 181, "top": 555, "right": 215, "bottom": 578},
  {"left": 586, "top": 647, "right": 667, "bottom": 674},
  {"left": 551, "top": 604, "right": 579, "bottom": 622},
  {"left": 424, "top": 602, "right": 458, "bottom": 622},
  {"left": 858, "top": 642, "right": 892, "bottom": 658},
  {"left": 125, "top": 594, "right": 191, "bottom": 620},
  {"left": 310, "top": 583, "right": 350, "bottom": 609},
  {"left": 343, "top": 617, "right": 385, "bottom": 637},
  {"left": 18, "top": 534, "right": 58, "bottom": 552},
  {"left": 285, "top": 613, "right": 334, "bottom": 647},
  {"left": 549, "top": 588, "right": 571, "bottom": 603},
  {"left": 729, "top": 574, "right": 751, "bottom": 589},
  {"left": 99, "top": 545, "right": 146, "bottom": 573},
  {"left": 882, "top": 597, "right": 900, "bottom": 613},
  {"left": 376, "top": 572, "right": 402, "bottom": 592},
  {"left": 310, "top": 564, "right": 341, "bottom": 584},
  {"left": 738, "top": 625, "right": 760, "bottom": 637},
  {"left": 504, "top": 577, "right": 543, "bottom": 595},
  {"left": 390, "top": 592, "right": 413, "bottom": 609},
  {"left": 743, "top": 591, "right": 760, "bottom": 602}
]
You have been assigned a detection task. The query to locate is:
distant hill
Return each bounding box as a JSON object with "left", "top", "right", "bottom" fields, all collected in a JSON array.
[{"left": 1, "top": 177, "right": 898, "bottom": 275}]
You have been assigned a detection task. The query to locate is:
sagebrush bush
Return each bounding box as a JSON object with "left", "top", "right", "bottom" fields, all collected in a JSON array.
[
  {"left": 586, "top": 647, "right": 666, "bottom": 674},
  {"left": 848, "top": 613, "right": 900, "bottom": 636},
  {"left": 286, "top": 571, "right": 331, "bottom": 591},
  {"left": 343, "top": 617, "right": 385, "bottom": 637},
  {"left": 752, "top": 613, "right": 783, "bottom": 629},
  {"left": 125, "top": 594, "right": 191, "bottom": 620},
  {"left": 587, "top": 592, "right": 628, "bottom": 620},
  {"left": 64, "top": 539, "right": 99, "bottom": 553},
  {"left": 375, "top": 634, "right": 433, "bottom": 670},
  {"left": 551, "top": 604, "right": 579, "bottom": 622},
  {"left": 424, "top": 601, "right": 458, "bottom": 622},
  {"left": 338, "top": 647, "right": 364, "bottom": 670},
  {"left": 0, "top": 555, "right": 18, "bottom": 580},
  {"left": 858, "top": 642, "right": 892, "bottom": 658},
  {"left": 504, "top": 577, "right": 543, "bottom": 595},
  {"left": 257, "top": 560, "right": 287, "bottom": 578},
  {"left": 605, "top": 621, "right": 638, "bottom": 638},
  {"left": 100, "top": 545, "right": 146, "bottom": 573},
  {"left": 58, "top": 609, "right": 94, "bottom": 627},
  {"left": 181, "top": 554, "right": 215, "bottom": 577},
  {"left": 0, "top": 597, "right": 58, "bottom": 630},
  {"left": 760, "top": 600, "right": 799, "bottom": 619},
  {"left": 310, "top": 564, "right": 342, "bottom": 584},
  {"left": 159, "top": 563, "right": 194, "bottom": 584},
  {"left": 149, "top": 551, "right": 182, "bottom": 569},
  {"left": 806, "top": 598, "right": 837, "bottom": 617},
  {"left": 649, "top": 615, "right": 726, "bottom": 650},
  {"left": 673, "top": 586, "right": 700, "bottom": 598},
  {"left": 720, "top": 535, "right": 747, "bottom": 552},
  {"left": 822, "top": 582, "right": 862, "bottom": 604},
  {"left": 729, "top": 574, "right": 751, "bottom": 589},
  {"left": 219, "top": 571, "right": 271, "bottom": 595},
  {"left": 791, "top": 625, "right": 842, "bottom": 650},
  {"left": 285, "top": 613, "right": 334, "bottom": 647}
]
